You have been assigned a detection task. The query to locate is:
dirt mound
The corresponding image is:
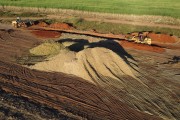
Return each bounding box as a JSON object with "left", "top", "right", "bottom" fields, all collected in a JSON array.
[
  {"left": 31, "top": 41, "right": 139, "bottom": 84},
  {"left": 36, "top": 22, "right": 48, "bottom": 27},
  {"left": 49, "top": 23, "right": 73, "bottom": 30},
  {"left": 120, "top": 41, "right": 165, "bottom": 53},
  {"left": 148, "top": 33, "right": 176, "bottom": 43},
  {"left": 31, "top": 30, "right": 61, "bottom": 38}
]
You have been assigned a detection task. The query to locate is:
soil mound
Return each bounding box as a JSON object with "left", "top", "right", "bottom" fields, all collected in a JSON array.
[
  {"left": 49, "top": 23, "right": 72, "bottom": 30},
  {"left": 36, "top": 22, "right": 48, "bottom": 27},
  {"left": 148, "top": 33, "right": 176, "bottom": 43},
  {"left": 31, "top": 42, "right": 139, "bottom": 84},
  {"left": 31, "top": 30, "right": 61, "bottom": 38},
  {"left": 120, "top": 41, "right": 165, "bottom": 53}
]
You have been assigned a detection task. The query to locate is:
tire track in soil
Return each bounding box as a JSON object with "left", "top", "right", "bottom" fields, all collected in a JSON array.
[{"left": 0, "top": 60, "right": 162, "bottom": 120}]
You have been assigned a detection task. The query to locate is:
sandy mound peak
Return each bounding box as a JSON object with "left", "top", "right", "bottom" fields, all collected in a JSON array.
[{"left": 76, "top": 47, "right": 138, "bottom": 81}]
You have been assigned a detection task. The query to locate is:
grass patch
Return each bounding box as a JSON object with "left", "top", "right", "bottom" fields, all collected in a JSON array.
[
  {"left": 0, "top": 10, "right": 45, "bottom": 17},
  {"left": 0, "top": 0, "right": 180, "bottom": 18},
  {"left": 0, "top": 10, "right": 16, "bottom": 17},
  {"left": 19, "top": 12, "right": 45, "bottom": 17}
]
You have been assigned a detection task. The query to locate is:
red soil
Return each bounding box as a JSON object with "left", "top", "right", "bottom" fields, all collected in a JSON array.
[
  {"left": 31, "top": 30, "right": 61, "bottom": 38},
  {"left": 49, "top": 23, "right": 72, "bottom": 30},
  {"left": 148, "top": 33, "right": 176, "bottom": 43},
  {"left": 120, "top": 41, "right": 165, "bottom": 53},
  {"left": 36, "top": 22, "right": 48, "bottom": 27}
]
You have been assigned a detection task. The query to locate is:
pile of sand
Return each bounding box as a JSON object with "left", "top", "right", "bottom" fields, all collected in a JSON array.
[{"left": 31, "top": 42, "right": 139, "bottom": 84}]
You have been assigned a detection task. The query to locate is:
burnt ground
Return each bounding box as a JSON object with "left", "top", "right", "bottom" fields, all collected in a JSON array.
[{"left": 0, "top": 23, "right": 179, "bottom": 119}]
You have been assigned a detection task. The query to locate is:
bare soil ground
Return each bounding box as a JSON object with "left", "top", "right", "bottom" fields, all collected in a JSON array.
[
  {"left": 0, "top": 23, "right": 180, "bottom": 120},
  {"left": 0, "top": 24, "right": 41, "bottom": 62},
  {"left": 31, "top": 30, "right": 61, "bottom": 38}
]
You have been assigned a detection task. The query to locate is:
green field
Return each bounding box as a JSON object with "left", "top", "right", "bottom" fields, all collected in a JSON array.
[{"left": 0, "top": 0, "right": 180, "bottom": 18}]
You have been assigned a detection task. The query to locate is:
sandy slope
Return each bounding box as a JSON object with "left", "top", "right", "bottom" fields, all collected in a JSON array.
[{"left": 31, "top": 42, "right": 139, "bottom": 84}]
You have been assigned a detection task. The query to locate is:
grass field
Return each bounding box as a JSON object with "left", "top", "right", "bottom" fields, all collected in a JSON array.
[
  {"left": 63, "top": 17, "right": 180, "bottom": 36},
  {"left": 0, "top": 0, "right": 180, "bottom": 18}
]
